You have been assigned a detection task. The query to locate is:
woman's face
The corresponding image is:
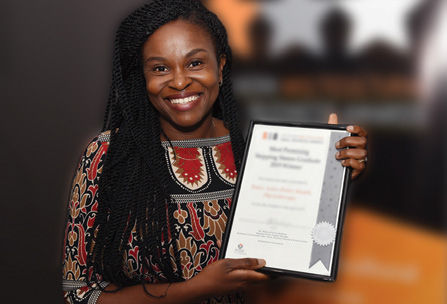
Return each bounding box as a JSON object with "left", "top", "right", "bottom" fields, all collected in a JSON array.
[{"left": 142, "top": 19, "right": 226, "bottom": 139}]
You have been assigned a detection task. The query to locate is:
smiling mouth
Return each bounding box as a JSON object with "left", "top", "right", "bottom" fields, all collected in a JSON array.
[{"left": 168, "top": 94, "right": 200, "bottom": 104}]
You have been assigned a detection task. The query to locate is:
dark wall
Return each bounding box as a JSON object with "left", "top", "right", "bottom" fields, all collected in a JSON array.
[{"left": 1, "top": 1, "right": 145, "bottom": 302}]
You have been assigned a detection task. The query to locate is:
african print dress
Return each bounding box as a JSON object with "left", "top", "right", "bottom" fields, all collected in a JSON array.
[{"left": 62, "top": 131, "right": 243, "bottom": 304}]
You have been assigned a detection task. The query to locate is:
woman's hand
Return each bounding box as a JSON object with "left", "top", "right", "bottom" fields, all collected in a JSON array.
[
  {"left": 189, "top": 240, "right": 269, "bottom": 299},
  {"left": 328, "top": 113, "right": 368, "bottom": 179},
  {"left": 189, "top": 257, "right": 270, "bottom": 300},
  {"left": 99, "top": 247, "right": 268, "bottom": 304}
]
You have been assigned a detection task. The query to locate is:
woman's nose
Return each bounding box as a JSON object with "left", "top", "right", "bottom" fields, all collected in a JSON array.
[{"left": 169, "top": 68, "right": 191, "bottom": 91}]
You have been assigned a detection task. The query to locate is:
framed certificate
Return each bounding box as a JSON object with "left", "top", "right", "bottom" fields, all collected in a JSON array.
[{"left": 220, "top": 121, "right": 351, "bottom": 281}]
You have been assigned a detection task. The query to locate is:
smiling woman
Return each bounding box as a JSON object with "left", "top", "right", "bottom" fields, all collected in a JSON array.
[
  {"left": 142, "top": 19, "right": 227, "bottom": 139},
  {"left": 61, "top": 0, "right": 367, "bottom": 303},
  {"left": 61, "top": 1, "right": 265, "bottom": 303}
]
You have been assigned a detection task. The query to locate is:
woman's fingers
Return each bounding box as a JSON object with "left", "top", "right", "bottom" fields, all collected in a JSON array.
[
  {"left": 190, "top": 258, "right": 269, "bottom": 298},
  {"left": 219, "top": 258, "right": 270, "bottom": 285},
  {"left": 343, "top": 158, "right": 365, "bottom": 180},
  {"left": 336, "top": 135, "right": 367, "bottom": 149},
  {"left": 225, "top": 258, "right": 266, "bottom": 271},
  {"left": 346, "top": 125, "right": 368, "bottom": 137},
  {"left": 336, "top": 125, "right": 368, "bottom": 149},
  {"left": 328, "top": 113, "right": 338, "bottom": 124},
  {"left": 336, "top": 147, "right": 368, "bottom": 160},
  {"left": 341, "top": 158, "right": 366, "bottom": 171},
  {"left": 329, "top": 122, "right": 368, "bottom": 180}
]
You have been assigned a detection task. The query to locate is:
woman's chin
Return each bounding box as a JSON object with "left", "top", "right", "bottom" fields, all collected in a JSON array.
[{"left": 162, "top": 117, "right": 215, "bottom": 139}]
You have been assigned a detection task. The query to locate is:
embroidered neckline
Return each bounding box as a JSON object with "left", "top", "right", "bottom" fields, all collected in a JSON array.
[{"left": 161, "top": 134, "right": 230, "bottom": 149}]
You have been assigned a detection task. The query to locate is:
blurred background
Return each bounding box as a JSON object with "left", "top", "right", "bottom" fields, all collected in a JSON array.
[{"left": 1, "top": 0, "right": 445, "bottom": 303}]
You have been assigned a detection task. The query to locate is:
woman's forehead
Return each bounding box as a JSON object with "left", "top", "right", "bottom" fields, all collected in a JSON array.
[{"left": 142, "top": 19, "right": 217, "bottom": 58}]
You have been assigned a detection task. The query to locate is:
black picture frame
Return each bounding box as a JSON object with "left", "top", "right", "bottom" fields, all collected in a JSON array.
[{"left": 220, "top": 120, "right": 352, "bottom": 282}]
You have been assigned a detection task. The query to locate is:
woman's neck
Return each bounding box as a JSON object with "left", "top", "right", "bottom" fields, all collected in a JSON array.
[{"left": 160, "top": 117, "right": 229, "bottom": 141}]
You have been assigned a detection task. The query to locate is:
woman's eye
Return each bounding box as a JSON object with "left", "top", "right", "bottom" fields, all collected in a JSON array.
[
  {"left": 153, "top": 66, "right": 167, "bottom": 72},
  {"left": 189, "top": 60, "right": 203, "bottom": 68}
]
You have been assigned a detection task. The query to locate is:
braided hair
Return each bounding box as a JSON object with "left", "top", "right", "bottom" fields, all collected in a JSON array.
[{"left": 87, "top": 0, "right": 245, "bottom": 290}]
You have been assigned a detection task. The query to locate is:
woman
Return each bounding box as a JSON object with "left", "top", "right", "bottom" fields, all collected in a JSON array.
[{"left": 61, "top": 1, "right": 367, "bottom": 303}]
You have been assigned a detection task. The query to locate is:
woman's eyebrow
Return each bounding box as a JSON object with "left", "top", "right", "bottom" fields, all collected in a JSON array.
[
  {"left": 144, "top": 49, "right": 208, "bottom": 65},
  {"left": 145, "top": 56, "right": 165, "bottom": 64},
  {"left": 186, "top": 48, "right": 208, "bottom": 57}
]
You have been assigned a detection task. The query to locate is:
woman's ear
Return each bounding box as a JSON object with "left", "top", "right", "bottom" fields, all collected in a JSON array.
[{"left": 218, "top": 55, "right": 226, "bottom": 84}]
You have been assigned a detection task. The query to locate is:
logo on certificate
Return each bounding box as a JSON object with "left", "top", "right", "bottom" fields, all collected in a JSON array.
[
  {"left": 262, "top": 132, "right": 278, "bottom": 140},
  {"left": 234, "top": 243, "right": 247, "bottom": 255}
]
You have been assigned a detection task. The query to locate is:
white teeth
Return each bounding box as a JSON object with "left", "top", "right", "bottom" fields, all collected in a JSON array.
[{"left": 169, "top": 95, "right": 199, "bottom": 104}]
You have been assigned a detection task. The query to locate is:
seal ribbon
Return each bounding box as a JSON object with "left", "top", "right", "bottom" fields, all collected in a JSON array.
[{"left": 309, "top": 131, "right": 347, "bottom": 271}]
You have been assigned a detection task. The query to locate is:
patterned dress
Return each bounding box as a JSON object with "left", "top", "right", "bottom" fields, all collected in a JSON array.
[{"left": 62, "top": 131, "right": 242, "bottom": 304}]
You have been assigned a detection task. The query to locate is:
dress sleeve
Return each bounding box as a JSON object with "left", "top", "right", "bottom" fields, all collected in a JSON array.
[{"left": 62, "top": 133, "right": 111, "bottom": 304}]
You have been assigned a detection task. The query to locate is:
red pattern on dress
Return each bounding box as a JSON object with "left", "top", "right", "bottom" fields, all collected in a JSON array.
[
  {"left": 173, "top": 147, "right": 204, "bottom": 185},
  {"left": 214, "top": 142, "right": 237, "bottom": 182},
  {"left": 62, "top": 133, "right": 242, "bottom": 304}
]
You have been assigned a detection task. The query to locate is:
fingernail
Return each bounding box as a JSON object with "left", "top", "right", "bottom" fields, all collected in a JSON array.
[
  {"left": 347, "top": 125, "right": 354, "bottom": 132},
  {"left": 342, "top": 160, "right": 346, "bottom": 165},
  {"left": 336, "top": 152, "right": 340, "bottom": 158},
  {"left": 335, "top": 141, "right": 341, "bottom": 148},
  {"left": 258, "top": 259, "right": 266, "bottom": 266}
]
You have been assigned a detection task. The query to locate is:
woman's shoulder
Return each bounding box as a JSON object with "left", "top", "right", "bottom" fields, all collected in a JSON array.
[
  {"left": 90, "top": 130, "right": 111, "bottom": 146},
  {"left": 82, "top": 130, "right": 111, "bottom": 156},
  {"left": 98, "top": 130, "right": 112, "bottom": 143},
  {"left": 73, "top": 130, "right": 111, "bottom": 181}
]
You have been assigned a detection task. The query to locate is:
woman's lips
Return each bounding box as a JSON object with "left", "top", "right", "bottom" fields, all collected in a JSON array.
[
  {"left": 164, "top": 93, "right": 202, "bottom": 111},
  {"left": 168, "top": 94, "right": 200, "bottom": 104}
]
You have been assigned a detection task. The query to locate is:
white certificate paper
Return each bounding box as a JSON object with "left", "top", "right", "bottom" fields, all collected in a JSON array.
[{"left": 221, "top": 122, "right": 351, "bottom": 281}]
